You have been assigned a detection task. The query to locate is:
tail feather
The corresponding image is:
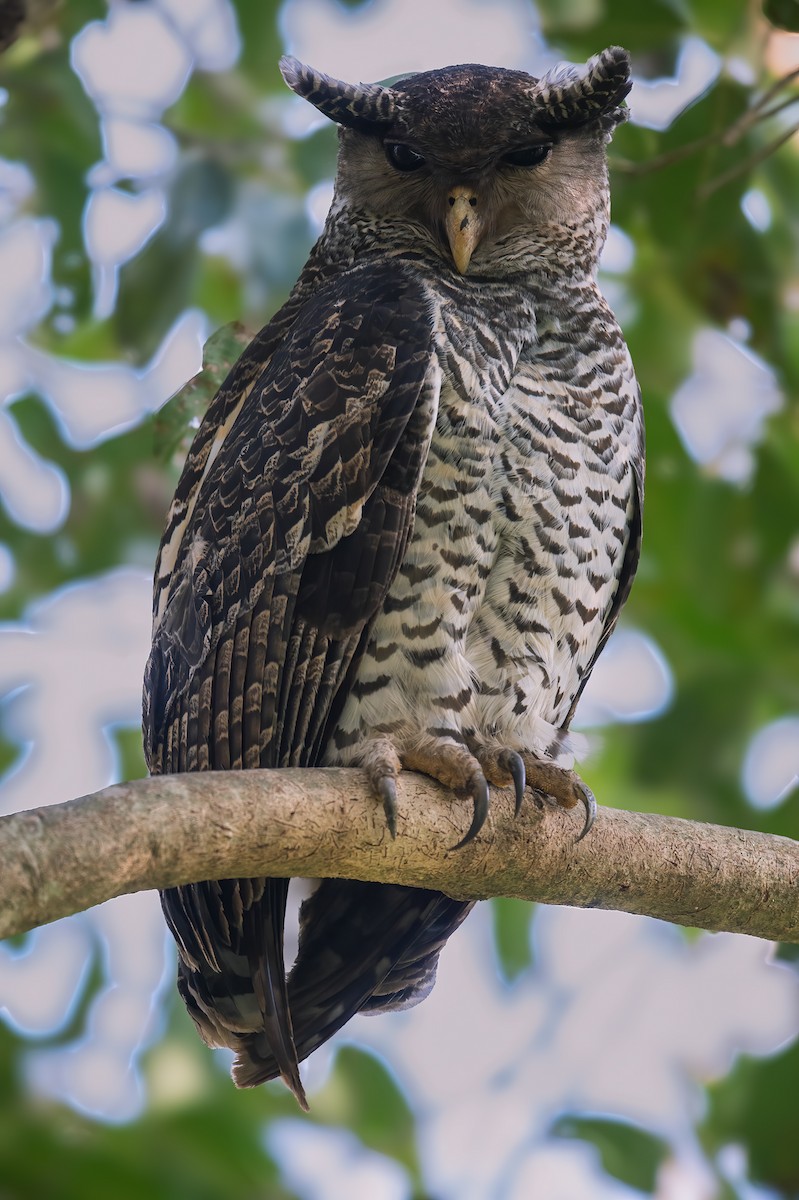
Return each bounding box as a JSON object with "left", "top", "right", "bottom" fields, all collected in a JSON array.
[
  {"left": 163, "top": 878, "right": 306, "bottom": 1107},
  {"left": 231, "top": 882, "right": 472, "bottom": 1088},
  {"left": 165, "top": 878, "right": 470, "bottom": 1103},
  {"left": 360, "top": 889, "right": 473, "bottom": 1014},
  {"left": 235, "top": 879, "right": 307, "bottom": 1108}
]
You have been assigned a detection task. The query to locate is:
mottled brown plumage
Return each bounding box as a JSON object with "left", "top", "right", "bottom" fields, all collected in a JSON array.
[{"left": 143, "top": 46, "right": 643, "bottom": 1107}]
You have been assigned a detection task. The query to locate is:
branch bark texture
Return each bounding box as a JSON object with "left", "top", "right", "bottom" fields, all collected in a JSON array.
[{"left": 1, "top": 768, "right": 797, "bottom": 942}]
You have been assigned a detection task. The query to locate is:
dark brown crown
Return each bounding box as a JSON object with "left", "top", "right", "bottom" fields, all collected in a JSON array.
[{"left": 280, "top": 47, "right": 632, "bottom": 141}]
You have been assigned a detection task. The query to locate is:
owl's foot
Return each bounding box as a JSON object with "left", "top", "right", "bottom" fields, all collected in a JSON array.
[
  {"left": 358, "top": 735, "right": 490, "bottom": 849},
  {"left": 470, "top": 742, "right": 595, "bottom": 842},
  {"left": 403, "top": 740, "right": 490, "bottom": 850},
  {"left": 360, "top": 737, "right": 403, "bottom": 837},
  {"left": 469, "top": 746, "right": 527, "bottom": 814},
  {"left": 358, "top": 736, "right": 594, "bottom": 848},
  {"left": 519, "top": 753, "right": 596, "bottom": 841}
]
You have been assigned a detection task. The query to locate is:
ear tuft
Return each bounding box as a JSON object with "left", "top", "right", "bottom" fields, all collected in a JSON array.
[
  {"left": 279, "top": 56, "right": 397, "bottom": 133},
  {"left": 534, "top": 46, "right": 632, "bottom": 134}
]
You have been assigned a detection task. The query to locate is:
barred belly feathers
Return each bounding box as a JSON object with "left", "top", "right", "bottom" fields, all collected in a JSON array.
[{"left": 143, "top": 46, "right": 644, "bottom": 1106}]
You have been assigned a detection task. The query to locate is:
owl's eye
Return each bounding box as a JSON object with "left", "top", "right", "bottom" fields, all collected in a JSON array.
[
  {"left": 385, "top": 143, "right": 426, "bottom": 172},
  {"left": 501, "top": 144, "right": 552, "bottom": 168}
]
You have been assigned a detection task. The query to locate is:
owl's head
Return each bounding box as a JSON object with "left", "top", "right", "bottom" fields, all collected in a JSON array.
[{"left": 281, "top": 49, "right": 631, "bottom": 276}]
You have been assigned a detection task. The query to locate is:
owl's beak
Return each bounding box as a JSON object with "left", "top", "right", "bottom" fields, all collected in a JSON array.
[{"left": 445, "top": 186, "right": 484, "bottom": 274}]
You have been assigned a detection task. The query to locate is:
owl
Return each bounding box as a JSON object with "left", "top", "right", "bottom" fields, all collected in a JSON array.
[{"left": 143, "top": 46, "right": 644, "bottom": 1108}]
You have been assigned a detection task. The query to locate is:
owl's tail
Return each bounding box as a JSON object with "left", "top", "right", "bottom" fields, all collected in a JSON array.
[
  {"left": 234, "top": 878, "right": 308, "bottom": 1108},
  {"left": 162, "top": 878, "right": 307, "bottom": 1109},
  {"left": 231, "top": 881, "right": 472, "bottom": 1092}
]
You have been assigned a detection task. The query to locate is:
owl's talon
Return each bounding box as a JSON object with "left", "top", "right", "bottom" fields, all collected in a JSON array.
[
  {"left": 377, "top": 777, "right": 398, "bottom": 838},
  {"left": 451, "top": 774, "right": 490, "bottom": 850},
  {"left": 503, "top": 750, "right": 526, "bottom": 816},
  {"left": 469, "top": 743, "right": 526, "bottom": 813},
  {"left": 575, "top": 782, "right": 596, "bottom": 842}
]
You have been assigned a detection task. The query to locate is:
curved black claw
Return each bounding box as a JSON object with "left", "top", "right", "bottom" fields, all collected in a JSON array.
[
  {"left": 503, "top": 750, "right": 526, "bottom": 816},
  {"left": 378, "top": 777, "right": 398, "bottom": 838},
  {"left": 575, "top": 781, "right": 597, "bottom": 843},
  {"left": 451, "top": 775, "right": 490, "bottom": 851}
]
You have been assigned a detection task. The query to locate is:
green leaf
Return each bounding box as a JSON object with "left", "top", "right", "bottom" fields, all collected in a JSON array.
[
  {"left": 292, "top": 125, "right": 338, "bottom": 186},
  {"left": 110, "top": 725, "right": 148, "bottom": 783},
  {"left": 229, "top": 0, "right": 285, "bottom": 90},
  {"left": 763, "top": 0, "right": 799, "bottom": 30},
  {"left": 491, "top": 897, "right": 534, "bottom": 982},
  {"left": 551, "top": 1115, "right": 669, "bottom": 1193},
  {"left": 702, "top": 1038, "right": 799, "bottom": 1193},
  {"left": 683, "top": 0, "right": 750, "bottom": 44},
  {"left": 0, "top": 396, "right": 168, "bottom": 609},
  {"left": 115, "top": 159, "right": 236, "bottom": 357},
  {"left": 36, "top": 931, "right": 107, "bottom": 1050},
  {"left": 537, "top": 0, "right": 687, "bottom": 56},
  {"left": 312, "top": 1047, "right": 422, "bottom": 1187},
  {"left": 0, "top": 44, "right": 101, "bottom": 318},
  {"left": 152, "top": 321, "right": 252, "bottom": 464},
  {"left": 775, "top": 942, "right": 799, "bottom": 965}
]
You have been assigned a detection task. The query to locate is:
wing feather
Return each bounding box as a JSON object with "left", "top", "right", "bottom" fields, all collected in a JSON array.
[
  {"left": 145, "top": 263, "right": 440, "bottom": 1103},
  {"left": 211, "top": 632, "right": 233, "bottom": 769}
]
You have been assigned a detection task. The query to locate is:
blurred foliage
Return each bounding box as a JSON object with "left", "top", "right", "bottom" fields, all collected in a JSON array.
[
  {"left": 764, "top": 0, "right": 799, "bottom": 34},
  {"left": 0, "top": 0, "right": 798, "bottom": 1196},
  {"left": 491, "top": 895, "right": 536, "bottom": 981},
  {"left": 551, "top": 1115, "right": 670, "bottom": 1193},
  {"left": 702, "top": 1037, "right": 799, "bottom": 1194}
]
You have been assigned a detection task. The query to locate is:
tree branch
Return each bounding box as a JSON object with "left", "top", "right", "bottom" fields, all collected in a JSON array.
[{"left": 1, "top": 769, "right": 797, "bottom": 942}]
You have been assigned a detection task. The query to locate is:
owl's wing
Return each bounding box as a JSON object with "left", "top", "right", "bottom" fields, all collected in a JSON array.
[
  {"left": 149, "top": 286, "right": 314, "bottom": 638},
  {"left": 143, "top": 263, "right": 440, "bottom": 1106},
  {"left": 145, "top": 263, "right": 439, "bottom": 769}
]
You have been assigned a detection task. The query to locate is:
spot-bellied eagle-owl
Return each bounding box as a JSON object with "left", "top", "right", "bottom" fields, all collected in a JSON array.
[{"left": 143, "top": 46, "right": 644, "bottom": 1108}]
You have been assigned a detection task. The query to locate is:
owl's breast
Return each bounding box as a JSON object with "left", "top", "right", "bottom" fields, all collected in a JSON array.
[
  {"left": 465, "top": 360, "right": 638, "bottom": 753},
  {"left": 327, "top": 292, "right": 641, "bottom": 768}
]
